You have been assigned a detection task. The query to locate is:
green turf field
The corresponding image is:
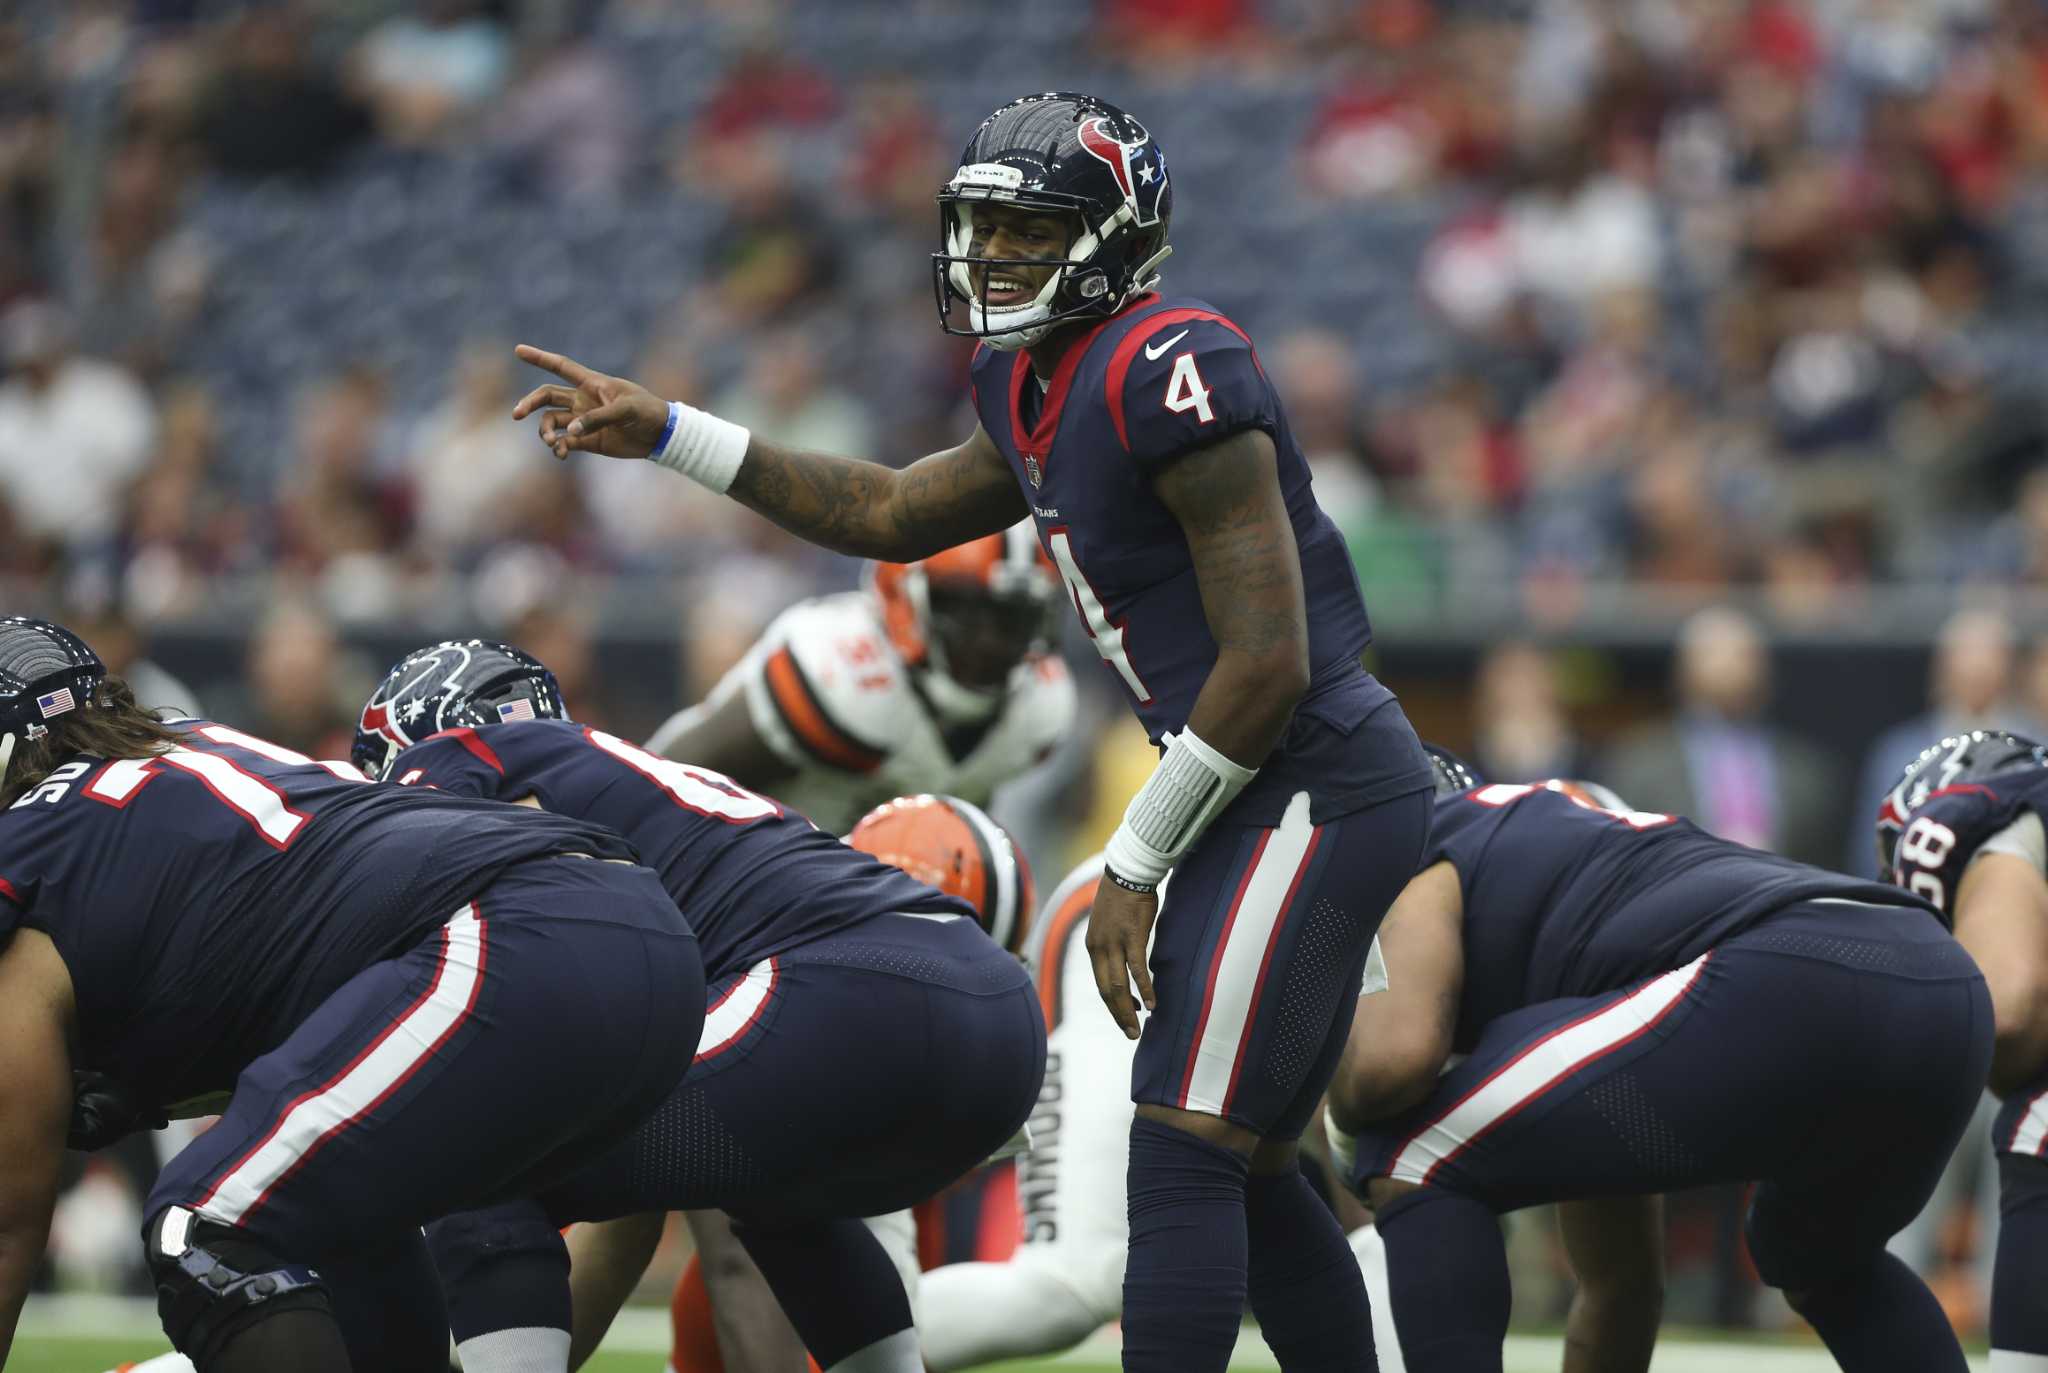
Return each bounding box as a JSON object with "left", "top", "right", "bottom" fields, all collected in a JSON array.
[{"left": 0, "top": 1334, "right": 2004, "bottom": 1372}]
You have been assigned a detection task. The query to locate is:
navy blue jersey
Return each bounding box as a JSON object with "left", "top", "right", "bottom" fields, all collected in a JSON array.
[
  {"left": 1433, "top": 782, "right": 1933, "bottom": 1048},
  {"left": 1886, "top": 764, "right": 2048, "bottom": 917},
  {"left": 386, "top": 719, "right": 974, "bottom": 978},
  {"left": 969, "top": 293, "right": 1432, "bottom": 824},
  {"left": 0, "top": 720, "right": 638, "bottom": 1111}
]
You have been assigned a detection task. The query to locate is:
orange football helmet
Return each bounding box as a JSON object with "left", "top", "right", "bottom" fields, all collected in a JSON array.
[
  {"left": 868, "top": 522, "right": 1061, "bottom": 719},
  {"left": 849, "top": 793, "right": 1036, "bottom": 954}
]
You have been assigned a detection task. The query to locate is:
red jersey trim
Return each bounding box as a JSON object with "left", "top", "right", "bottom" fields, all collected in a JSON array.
[
  {"left": 1104, "top": 309, "right": 1257, "bottom": 453},
  {"left": 1007, "top": 293, "right": 1161, "bottom": 473},
  {"left": 426, "top": 727, "right": 506, "bottom": 775}
]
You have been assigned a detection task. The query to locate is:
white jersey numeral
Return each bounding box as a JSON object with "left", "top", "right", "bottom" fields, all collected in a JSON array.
[
  {"left": 587, "top": 729, "right": 780, "bottom": 823},
  {"left": 1163, "top": 352, "right": 1214, "bottom": 424},
  {"left": 87, "top": 735, "right": 328, "bottom": 849},
  {"left": 1047, "top": 528, "right": 1152, "bottom": 704}
]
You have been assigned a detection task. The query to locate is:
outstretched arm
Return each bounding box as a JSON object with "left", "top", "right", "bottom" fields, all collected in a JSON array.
[
  {"left": 510, "top": 345, "right": 1027, "bottom": 562},
  {"left": 0, "top": 932, "right": 74, "bottom": 1364}
]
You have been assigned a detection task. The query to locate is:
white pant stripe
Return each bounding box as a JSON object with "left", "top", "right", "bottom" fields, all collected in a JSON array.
[
  {"left": 1180, "top": 791, "right": 1318, "bottom": 1116},
  {"left": 198, "top": 905, "right": 486, "bottom": 1224},
  {"left": 695, "top": 959, "right": 778, "bottom": 1064},
  {"left": 1991, "top": 1351, "right": 2048, "bottom": 1371},
  {"left": 2008, "top": 1082, "right": 2048, "bottom": 1157},
  {"left": 1388, "top": 952, "right": 1712, "bottom": 1186}
]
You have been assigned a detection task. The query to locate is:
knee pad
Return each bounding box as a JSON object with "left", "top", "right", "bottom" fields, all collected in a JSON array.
[
  {"left": 2002, "top": 1150, "right": 2048, "bottom": 1217},
  {"left": 145, "top": 1207, "right": 330, "bottom": 1367}
]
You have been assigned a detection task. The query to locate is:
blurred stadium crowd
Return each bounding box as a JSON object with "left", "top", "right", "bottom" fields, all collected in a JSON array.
[
  {"left": 5, "top": 0, "right": 2048, "bottom": 631},
  {"left": 12, "top": 0, "right": 2048, "bottom": 1350}
]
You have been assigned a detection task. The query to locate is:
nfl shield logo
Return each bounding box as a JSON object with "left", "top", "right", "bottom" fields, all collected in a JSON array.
[
  {"left": 35, "top": 688, "right": 75, "bottom": 719},
  {"left": 497, "top": 699, "right": 537, "bottom": 723},
  {"left": 1024, "top": 453, "right": 1043, "bottom": 487}
]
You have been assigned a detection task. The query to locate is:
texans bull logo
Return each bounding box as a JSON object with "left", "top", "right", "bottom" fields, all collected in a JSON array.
[{"left": 1077, "top": 117, "right": 1166, "bottom": 227}]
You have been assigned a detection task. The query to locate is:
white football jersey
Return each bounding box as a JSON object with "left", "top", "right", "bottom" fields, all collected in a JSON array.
[{"left": 666, "top": 591, "right": 1075, "bottom": 835}]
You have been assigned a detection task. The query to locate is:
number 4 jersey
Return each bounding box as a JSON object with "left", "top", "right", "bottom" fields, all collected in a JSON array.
[
  {"left": 387, "top": 718, "right": 974, "bottom": 979},
  {"left": 969, "top": 292, "right": 1432, "bottom": 825},
  {"left": 0, "top": 720, "right": 641, "bottom": 1110}
]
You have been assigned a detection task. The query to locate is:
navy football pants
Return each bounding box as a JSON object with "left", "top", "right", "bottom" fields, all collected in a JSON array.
[
  {"left": 537, "top": 908, "right": 1046, "bottom": 1224},
  {"left": 1350, "top": 900, "right": 1992, "bottom": 1284},
  {"left": 1132, "top": 786, "right": 1433, "bottom": 1136},
  {"left": 145, "top": 856, "right": 705, "bottom": 1369}
]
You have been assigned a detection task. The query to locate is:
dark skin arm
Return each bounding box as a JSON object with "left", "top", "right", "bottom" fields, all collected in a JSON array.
[
  {"left": 0, "top": 931, "right": 76, "bottom": 1364},
  {"left": 1558, "top": 1196, "right": 1665, "bottom": 1373},
  {"left": 1327, "top": 862, "right": 1465, "bottom": 1135},
  {"left": 1087, "top": 427, "right": 1312, "bottom": 1048},
  {"left": 644, "top": 677, "right": 798, "bottom": 787},
  {"left": 509, "top": 346, "right": 1028, "bottom": 562}
]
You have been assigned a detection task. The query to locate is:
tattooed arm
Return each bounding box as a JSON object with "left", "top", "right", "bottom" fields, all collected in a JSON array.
[
  {"left": 1152, "top": 427, "right": 1311, "bottom": 769},
  {"left": 726, "top": 426, "right": 1027, "bottom": 562},
  {"left": 509, "top": 344, "right": 1026, "bottom": 561}
]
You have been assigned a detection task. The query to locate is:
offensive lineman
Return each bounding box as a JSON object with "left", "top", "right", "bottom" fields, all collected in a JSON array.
[
  {"left": 641, "top": 526, "right": 1069, "bottom": 1371},
  {"left": 511, "top": 91, "right": 1433, "bottom": 1371},
  {"left": 0, "top": 618, "right": 707, "bottom": 1373},
  {"left": 648, "top": 523, "right": 1073, "bottom": 835},
  {"left": 1330, "top": 754, "right": 1992, "bottom": 1373},
  {"left": 352, "top": 641, "right": 1046, "bottom": 1373},
  {"left": 1877, "top": 730, "right": 2048, "bottom": 1372}
]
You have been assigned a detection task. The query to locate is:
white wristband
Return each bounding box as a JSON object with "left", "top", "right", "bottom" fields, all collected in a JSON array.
[
  {"left": 1102, "top": 727, "right": 1258, "bottom": 888},
  {"left": 650, "top": 400, "right": 751, "bottom": 494}
]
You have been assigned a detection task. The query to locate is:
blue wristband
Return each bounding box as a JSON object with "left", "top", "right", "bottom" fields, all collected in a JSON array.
[{"left": 650, "top": 401, "right": 682, "bottom": 463}]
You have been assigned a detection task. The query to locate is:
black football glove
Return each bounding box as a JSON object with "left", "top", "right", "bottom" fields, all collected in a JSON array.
[{"left": 67, "top": 1070, "right": 167, "bottom": 1152}]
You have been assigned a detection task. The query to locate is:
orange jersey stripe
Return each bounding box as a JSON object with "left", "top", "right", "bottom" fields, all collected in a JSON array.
[
  {"left": 763, "top": 647, "right": 886, "bottom": 774},
  {"left": 1036, "top": 877, "right": 1098, "bottom": 1028}
]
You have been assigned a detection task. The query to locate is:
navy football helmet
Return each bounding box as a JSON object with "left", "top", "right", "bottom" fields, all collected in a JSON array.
[
  {"left": 0, "top": 617, "right": 105, "bottom": 780},
  {"left": 1423, "top": 743, "right": 1482, "bottom": 798},
  {"left": 933, "top": 92, "right": 1173, "bottom": 350},
  {"left": 353, "top": 640, "right": 566, "bottom": 781},
  {"left": 1876, "top": 728, "right": 2048, "bottom": 874}
]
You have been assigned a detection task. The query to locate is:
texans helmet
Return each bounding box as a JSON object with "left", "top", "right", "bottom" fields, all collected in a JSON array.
[
  {"left": 0, "top": 617, "right": 105, "bottom": 781},
  {"left": 1423, "top": 743, "right": 1482, "bottom": 798},
  {"left": 1876, "top": 728, "right": 2048, "bottom": 875},
  {"left": 354, "top": 639, "right": 566, "bottom": 781},
  {"left": 868, "top": 522, "right": 1062, "bottom": 719},
  {"left": 933, "top": 91, "right": 1173, "bottom": 350},
  {"left": 848, "top": 793, "right": 1036, "bottom": 954}
]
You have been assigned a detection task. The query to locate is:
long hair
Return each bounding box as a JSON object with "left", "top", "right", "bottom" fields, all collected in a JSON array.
[{"left": 1, "top": 677, "right": 190, "bottom": 806}]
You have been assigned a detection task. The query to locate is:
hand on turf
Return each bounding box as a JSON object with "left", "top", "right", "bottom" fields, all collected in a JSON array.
[
  {"left": 1086, "top": 880, "right": 1158, "bottom": 1041},
  {"left": 511, "top": 344, "right": 669, "bottom": 461},
  {"left": 67, "top": 1070, "right": 167, "bottom": 1152}
]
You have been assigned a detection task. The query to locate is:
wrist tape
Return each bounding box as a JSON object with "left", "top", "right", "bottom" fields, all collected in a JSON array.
[
  {"left": 1103, "top": 726, "right": 1258, "bottom": 888},
  {"left": 651, "top": 400, "right": 750, "bottom": 494}
]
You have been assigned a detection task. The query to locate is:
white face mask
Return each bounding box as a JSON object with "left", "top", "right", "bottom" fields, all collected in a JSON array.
[{"left": 943, "top": 204, "right": 1115, "bottom": 351}]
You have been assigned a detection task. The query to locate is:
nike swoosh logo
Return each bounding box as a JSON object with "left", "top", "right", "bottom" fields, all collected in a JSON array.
[{"left": 1143, "top": 329, "right": 1190, "bottom": 361}]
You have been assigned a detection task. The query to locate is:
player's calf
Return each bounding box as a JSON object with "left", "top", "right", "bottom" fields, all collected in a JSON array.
[
  {"left": 1992, "top": 1152, "right": 2048, "bottom": 1366},
  {"left": 144, "top": 1208, "right": 348, "bottom": 1373},
  {"left": 1372, "top": 1187, "right": 1510, "bottom": 1373},
  {"left": 1244, "top": 1160, "right": 1377, "bottom": 1373}
]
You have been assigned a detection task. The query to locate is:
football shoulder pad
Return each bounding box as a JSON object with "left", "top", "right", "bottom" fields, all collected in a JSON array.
[
  {"left": 742, "top": 595, "right": 908, "bottom": 776},
  {"left": 1106, "top": 307, "right": 1276, "bottom": 473},
  {"left": 1890, "top": 764, "right": 2048, "bottom": 915}
]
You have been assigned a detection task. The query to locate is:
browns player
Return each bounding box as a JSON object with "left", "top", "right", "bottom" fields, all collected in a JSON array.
[
  {"left": 648, "top": 524, "right": 1072, "bottom": 836},
  {"left": 511, "top": 91, "right": 1432, "bottom": 1371}
]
